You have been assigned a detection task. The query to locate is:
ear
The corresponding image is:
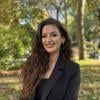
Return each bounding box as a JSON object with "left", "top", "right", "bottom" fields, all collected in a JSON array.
[{"left": 62, "top": 38, "right": 65, "bottom": 44}]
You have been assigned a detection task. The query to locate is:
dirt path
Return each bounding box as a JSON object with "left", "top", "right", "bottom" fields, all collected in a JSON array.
[
  {"left": 0, "top": 70, "right": 21, "bottom": 100},
  {"left": 0, "top": 70, "right": 21, "bottom": 77}
]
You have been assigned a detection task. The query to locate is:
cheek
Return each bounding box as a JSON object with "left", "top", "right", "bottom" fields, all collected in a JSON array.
[
  {"left": 56, "top": 38, "right": 62, "bottom": 45},
  {"left": 42, "top": 38, "right": 45, "bottom": 45}
]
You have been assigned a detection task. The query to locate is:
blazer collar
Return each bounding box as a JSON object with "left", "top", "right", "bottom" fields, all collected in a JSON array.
[{"left": 41, "top": 55, "right": 65, "bottom": 100}]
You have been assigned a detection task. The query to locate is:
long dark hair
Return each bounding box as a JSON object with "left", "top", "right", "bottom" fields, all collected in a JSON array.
[{"left": 20, "top": 18, "right": 72, "bottom": 99}]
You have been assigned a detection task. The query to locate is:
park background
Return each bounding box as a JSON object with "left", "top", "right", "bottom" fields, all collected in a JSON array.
[{"left": 0, "top": 0, "right": 100, "bottom": 100}]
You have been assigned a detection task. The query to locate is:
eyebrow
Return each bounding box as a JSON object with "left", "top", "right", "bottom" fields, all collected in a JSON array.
[{"left": 42, "top": 31, "right": 57, "bottom": 35}]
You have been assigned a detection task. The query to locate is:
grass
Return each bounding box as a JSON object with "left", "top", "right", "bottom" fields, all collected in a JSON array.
[
  {"left": 77, "top": 59, "right": 100, "bottom": 100},
  {"left": 76, "top": 59, "right": 100, "bottom": 65},
  {"left": 0, "top": 59, "right": 100, "bottom": 100}
]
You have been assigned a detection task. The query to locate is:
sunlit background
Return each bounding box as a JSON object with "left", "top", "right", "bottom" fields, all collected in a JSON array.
[{"left": 0, "top": 0, "right": 100, "bottom": 100}]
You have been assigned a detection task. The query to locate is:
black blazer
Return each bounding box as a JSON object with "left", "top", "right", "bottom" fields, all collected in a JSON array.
[{"left": 32, "top": 55, "right": 80, "bottom": 100}]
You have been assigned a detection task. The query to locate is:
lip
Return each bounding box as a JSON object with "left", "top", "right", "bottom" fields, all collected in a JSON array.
[{"left": 45, "top": 43, "right": 55, "bottom": 48}]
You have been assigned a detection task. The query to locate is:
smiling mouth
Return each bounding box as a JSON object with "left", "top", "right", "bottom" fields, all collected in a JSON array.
[{"left": 45, "top": 44, "right": 55, "bottom": 48}]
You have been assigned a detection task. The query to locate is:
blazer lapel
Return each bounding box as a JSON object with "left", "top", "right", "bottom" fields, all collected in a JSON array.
[{"left": 41, "top": 55, "right": 65, "bottom": 100}]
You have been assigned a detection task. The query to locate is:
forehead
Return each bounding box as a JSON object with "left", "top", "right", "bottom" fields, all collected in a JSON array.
[{"left": 42, "top": 25, "right": 59, "bottom": 33}]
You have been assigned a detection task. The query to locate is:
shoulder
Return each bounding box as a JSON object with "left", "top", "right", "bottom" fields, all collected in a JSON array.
[
  {"left": 64, "top": 58, "right": 80, "bottom": 68},
  {"left": 63, "top": 58, "right": 80, "bottom": 75}
]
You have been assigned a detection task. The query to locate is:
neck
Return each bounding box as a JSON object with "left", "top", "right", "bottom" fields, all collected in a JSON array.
[{"left": 49, "top": 51, "right": 60, "bottom": 65}]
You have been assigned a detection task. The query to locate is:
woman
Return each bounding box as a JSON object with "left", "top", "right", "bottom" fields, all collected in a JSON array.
[{"left": 20, "top": 18, "right": 80, "bottom": 100}]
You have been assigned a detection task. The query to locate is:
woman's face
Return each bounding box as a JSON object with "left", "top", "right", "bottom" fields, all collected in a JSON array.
[{"left": 42, "top": 25, "right": 65, "bottom": 55}]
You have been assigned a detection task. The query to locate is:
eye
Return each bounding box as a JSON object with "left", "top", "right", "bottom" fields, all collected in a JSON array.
[
  {"left": 51, "top": 32, "right": 58, "bottom": 37},
  {"left": 42, "top": 35, "right": 47, "bottom": 38},
  {"left": 51, "top": 33, "right": 58, "bottom": 37}
]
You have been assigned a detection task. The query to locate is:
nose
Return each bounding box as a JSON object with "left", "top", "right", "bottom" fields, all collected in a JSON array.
[{"left": 46, "top": 36, "right": 52, "bottom": 42}]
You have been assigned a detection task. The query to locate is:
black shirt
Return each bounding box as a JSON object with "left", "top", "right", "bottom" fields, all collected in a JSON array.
[{"left": 34, "top": 79, "right": 48, "bottom": 100}]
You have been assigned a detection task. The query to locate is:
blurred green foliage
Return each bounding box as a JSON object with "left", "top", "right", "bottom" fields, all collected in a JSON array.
[{"left": 0, "top": 24, "right": 32, "bottom": 70}]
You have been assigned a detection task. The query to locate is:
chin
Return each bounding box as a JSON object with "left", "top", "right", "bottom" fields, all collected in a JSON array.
[
  {"left": 45, "top": 48, "right": 57, "bottom": 54},
  {"left": 46, "top": 50, "right": 55, "bottom": 54}
]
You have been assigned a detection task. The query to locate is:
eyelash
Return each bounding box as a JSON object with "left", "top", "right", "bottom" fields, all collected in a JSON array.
[
  {"left": 52, "top": 34, "right": 57, "bottom": 37},
  {"left": 42, "top": 35, "right": 46, "bottom": 38},
  {"left": 42, "top": 34, "right": 57, "bottom": 38}
]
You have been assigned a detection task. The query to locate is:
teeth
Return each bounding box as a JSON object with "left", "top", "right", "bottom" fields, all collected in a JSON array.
[
  {"left": 47, "top": 44, "right": 52, "bottom": 45},
  {"left": 46, "top": 44, "right": 53, "bottom": 45},
  {"left": 45, "top": 44, "right": 54, "bottom": 47}
]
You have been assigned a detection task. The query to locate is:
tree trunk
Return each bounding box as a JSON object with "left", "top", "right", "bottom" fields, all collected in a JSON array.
[
  {"left": 77, "top": 0, "right": 86, "bottom": 60},
  {"left": 56, "top": 7, "right": 60, "bottom": 20},
  {"left": 64, "top": 0, "right": 67, "bottom": 28}
]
